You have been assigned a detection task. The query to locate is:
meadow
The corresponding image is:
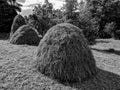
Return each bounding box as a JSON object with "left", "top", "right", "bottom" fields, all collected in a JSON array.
[{"left": 0, "top": 33, "right": 120, "bottom": 90}]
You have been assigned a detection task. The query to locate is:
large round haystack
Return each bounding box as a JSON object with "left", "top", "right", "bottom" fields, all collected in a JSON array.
[
  {"left": 10, "top": 25, "right": 41, "bottom": 46},
  {"left": 10, "top": 14, "right": 26, "bottom": 38},
  {"left": 36, "top": 23, "right": 98, "bottom": 83}
]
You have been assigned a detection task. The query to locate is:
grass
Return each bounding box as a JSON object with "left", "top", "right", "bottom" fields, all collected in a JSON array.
[{"left": 0, "top": 38, "right": 120, "bottom": 90}]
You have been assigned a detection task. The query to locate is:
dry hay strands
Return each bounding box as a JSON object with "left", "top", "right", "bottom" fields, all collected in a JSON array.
[
  {"left": 10, "top": 25, "right": 42, "bottom": 46},
  {"left": 35, "top": 23, "right": 98, "bottom": 84},
  {"left": 10, "top": 14, "right": 26, "bottom": 38}
]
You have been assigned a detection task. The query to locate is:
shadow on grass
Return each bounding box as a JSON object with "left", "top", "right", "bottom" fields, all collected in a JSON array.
[
  {"left": 59, "top": 68, "right": 120, "bottom": 90},
  {"left": 91, "top": 47, "right": 120, "bottom": 55},
  {"left": 0, "top": 33, "right": 9, "bottom": 40}
]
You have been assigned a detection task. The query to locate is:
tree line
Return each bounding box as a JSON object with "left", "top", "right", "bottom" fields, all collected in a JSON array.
[{"left": 1, "top": 0, "right": 120, "bottom": 43}]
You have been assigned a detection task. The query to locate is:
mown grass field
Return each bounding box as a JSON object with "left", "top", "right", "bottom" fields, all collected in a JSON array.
[{"left": 0, "top": 36, "right": 120, "bottom": 90}]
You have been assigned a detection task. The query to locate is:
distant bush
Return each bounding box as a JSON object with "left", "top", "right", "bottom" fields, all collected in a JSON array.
[
  {"left": 104, "top": 22, "right": 116, "bottom": 39},
  {"left": 10, "top": 25, "right": 42, "bottom": 46},
  {"left": 10, "top": 14, "right": 26, "bottom": 38},
  {"left": 35, "top": 23, "right": 97, "bottom": 83}
]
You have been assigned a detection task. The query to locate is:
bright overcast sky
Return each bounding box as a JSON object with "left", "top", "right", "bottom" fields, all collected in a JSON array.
[
  {"left": 17, "top": 0, "right": 83, "bottom": 9},
  {"left": 17, "top": 0, "right": 65, "bottom": 9}
]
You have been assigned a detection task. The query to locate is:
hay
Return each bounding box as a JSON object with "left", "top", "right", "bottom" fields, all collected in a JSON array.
[
  {"left": 35, "top": 23, "right": 98, "bottom": 83},
  {"left": 10, "top": 14, "right": 26, "bottom": 38},
  {"left": 10, "top": 25, "right": 41, "bottom": 46}
]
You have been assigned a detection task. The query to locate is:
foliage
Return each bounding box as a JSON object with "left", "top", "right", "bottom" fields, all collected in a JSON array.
[
  {"left": 88, "top": 0, "right": 120, "bottom": 38},
  {"left": 77, "top": 8, "right": 99, "bottom": 44},
  {"left": 0, "top": 0, "right": 22, "bottom": 33},
  {"left": 104, "top": 22, "right": 116, "bottom": 38},
  {"left": 27, "top": 1, "right": 55, "bottom": 36},
  {"left": 64, "top": 0, "right": 78, "bottom": 19}
]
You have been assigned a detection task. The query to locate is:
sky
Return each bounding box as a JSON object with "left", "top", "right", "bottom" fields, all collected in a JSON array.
[{"left": 17, "top": 0, "right": 66, "bottom": 10}]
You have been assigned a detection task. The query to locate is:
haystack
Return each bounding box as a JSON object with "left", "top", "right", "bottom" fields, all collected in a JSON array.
[
  {"left": 10, "top": 25, "right": 42, "bottom": 46},
  {"left": 36, "top": 23, "right": 98, "bottom": 83},
  {"left": 10, "top": 14, "right": 26, "bottom": 38}
]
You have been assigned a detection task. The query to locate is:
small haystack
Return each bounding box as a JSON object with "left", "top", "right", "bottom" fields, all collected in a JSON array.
[
  {"left": 35, "top": 23, "right": 98, "bottom": 83},
  {"left": 10, "top": 14, "right": 26, "bottom": 38},
  {"left": 10, "top": 25, "right": 42, "bottom": 46}
]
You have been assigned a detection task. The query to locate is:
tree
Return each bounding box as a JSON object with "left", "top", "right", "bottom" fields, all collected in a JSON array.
[
  {"left": 0, "top": 0, "right": 22, "bottom": 33},
  {"left": 88, "top": 0, "right": 120, "bottom": 38},
  {"left": 7, "top": 0, "right": 22, "bottom": 12},
  {"left": 78, "top": 7, "right": 99, "bottom": 44},
  {"left": 65, "top": 0, "right": 78, "bottom": 20},
  {"left": 27, "top": 0, "right": 54, "bottom": 35}
]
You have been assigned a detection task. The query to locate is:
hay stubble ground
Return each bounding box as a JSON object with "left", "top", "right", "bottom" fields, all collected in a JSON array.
[{"left": 0, "top": 38, "right": 120, "bottom": 90}]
